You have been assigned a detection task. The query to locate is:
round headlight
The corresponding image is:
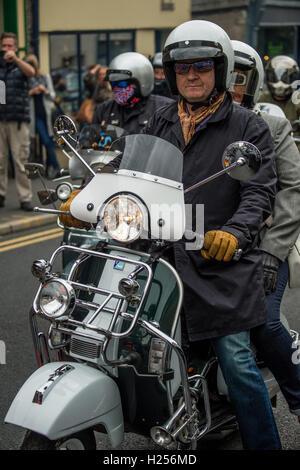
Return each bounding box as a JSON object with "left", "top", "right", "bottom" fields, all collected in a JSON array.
[
  {"left": 102, "top": 195, "right": 144, "bottom": 243},
  {"left": 39, "top": 279, "right": 75, "bottom": 319},
  {"left": 56, "top": 182, "right": 73, "bottom": 201}
]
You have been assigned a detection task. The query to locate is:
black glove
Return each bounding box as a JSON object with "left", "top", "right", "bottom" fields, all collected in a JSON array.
[{"left": 262, "top": 252, "right": 281, "bottom": 295}]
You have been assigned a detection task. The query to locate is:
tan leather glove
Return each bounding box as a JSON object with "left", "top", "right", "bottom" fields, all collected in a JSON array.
[
  {"left": 201, "top": 230, "right": 238, "bottom": 262},
  {"left": 59, "top": 190, "right": 89, "bottom": 229}
]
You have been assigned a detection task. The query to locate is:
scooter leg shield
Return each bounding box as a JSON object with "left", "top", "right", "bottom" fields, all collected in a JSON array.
[{"left": 5, "top": 362, "right": 124, "bottom": 448}]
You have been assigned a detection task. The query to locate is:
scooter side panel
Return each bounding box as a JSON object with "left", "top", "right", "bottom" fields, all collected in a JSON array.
[{"left": 5, "top": 362, "right": 124, "bottom": 447}]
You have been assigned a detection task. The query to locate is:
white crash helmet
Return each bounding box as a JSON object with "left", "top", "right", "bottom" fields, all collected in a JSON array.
[
  {"left": 162, "top": 20, "right": 234, "bottom": 95},
  {"left": 265, "top": 55, "right": 299, "bottom": 100},
  {"left": 231, "top": 40, "right": 264, "bottom": 108},
  {"left": 107, "top": 52, "right": 154, "bottom": 97}
]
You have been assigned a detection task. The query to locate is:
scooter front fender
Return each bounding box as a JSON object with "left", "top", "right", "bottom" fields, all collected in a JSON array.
[{"left": 5, "top": 362, "right": 124, "bottom": 447}]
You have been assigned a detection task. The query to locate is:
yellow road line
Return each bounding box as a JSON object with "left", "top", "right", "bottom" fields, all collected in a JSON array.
[
  {"left": 0, "top": 232, "right": 62, "bottom": 253},
  {"left": 0, "top": 228, "right": 62, "bottom": 247}
]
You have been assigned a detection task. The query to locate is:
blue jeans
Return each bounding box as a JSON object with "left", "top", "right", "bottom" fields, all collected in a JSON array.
[
  {"left": 35, "top": 116, "right": 60, "bottom": 173},
  {"left": 251, "top": 261, "right": 300, "bottom": 416},
  {"left": 212, "top": 331, "right": 282, "bottom": 450}
]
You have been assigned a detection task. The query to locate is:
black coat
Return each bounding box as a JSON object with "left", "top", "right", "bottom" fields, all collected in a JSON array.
[
  {"left": 92, "top": 94, "right": 174, "bottom": 134},
  {"left": 0, "top": 60, "right": 30, "bottom": 122},
  {"left": 143, "top": 93, "right": 277, "bottom": 341}
]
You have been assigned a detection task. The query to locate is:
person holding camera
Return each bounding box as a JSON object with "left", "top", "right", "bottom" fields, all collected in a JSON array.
[{"left": 0, "top": 32, "right": 35, "bottom": 211}]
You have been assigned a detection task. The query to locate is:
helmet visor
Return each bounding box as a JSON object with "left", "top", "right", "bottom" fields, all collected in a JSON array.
[
  {"left": 107, "top": 69, "right": 133, "bottom": 82},
  {"left": 163, "top": 40, "right": 223, "bottom": 63},
  {"left": 229, "top": 68, "right": 257, "bottom": 99}
]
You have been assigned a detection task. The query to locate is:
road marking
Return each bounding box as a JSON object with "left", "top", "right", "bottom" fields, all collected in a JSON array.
[
  {"left": 0, "top": 228, "right": 62, "bottom": 247},
  {"left": 0, "top": 230, "right": 62, "bottom": 252}
]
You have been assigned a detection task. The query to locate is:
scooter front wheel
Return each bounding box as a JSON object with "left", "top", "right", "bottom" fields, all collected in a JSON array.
[{"left": 20, "top": 429, "right": 96, "bottom": 450}]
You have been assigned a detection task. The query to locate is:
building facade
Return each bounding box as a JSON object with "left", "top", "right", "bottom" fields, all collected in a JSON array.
[
  {"left": 1, "top": 0, "right": 190, "bottom": 113},
  {"left": 192, "top": 0, "right": 300, "bottom": 66}
]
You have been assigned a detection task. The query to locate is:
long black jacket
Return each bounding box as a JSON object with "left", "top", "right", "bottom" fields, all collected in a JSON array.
[
  {"left": 92, "top": 94, "right": 174, "bottom": 134},
  {"left": 143, "top": 93, "right": 277, "bottom": 341},
  {"left": 0, "top": 60, "right": 30, "bottom": 122}
]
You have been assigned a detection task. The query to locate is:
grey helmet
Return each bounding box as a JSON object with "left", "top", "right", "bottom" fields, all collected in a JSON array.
[
  {"left": 107, "top": 52, "right": 154, "bottom": 97},
  {"left": 153, "top": 52, "right": 163, "bottom": 68},
  {"left": 231, "top": 40, "right": 264, "bottom": 108},
  {"left": 265, "top": 55, "right": 299, "bottom": 100},
  {"left": 162, "top": 20, "right": 234, "bottom": 95}
]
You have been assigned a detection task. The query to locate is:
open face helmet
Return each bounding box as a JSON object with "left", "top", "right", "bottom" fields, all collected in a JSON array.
[
  {"left": 230, "top": 40, "right": 264, "bottom": 108},
  {"left": 265, "top": 55, "right": 299, "bottom": 100},
  {"left": 107, "top": 52, "right": 154, "bottom": 99},
  {"left": 162, "top": 20, "right": 234, "bottom": 95}
]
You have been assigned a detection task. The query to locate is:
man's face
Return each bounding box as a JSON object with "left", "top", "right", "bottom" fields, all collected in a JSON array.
[
  {"left": 230, "top": 68, "right": 247, "bottom": 104},
  {"left": 175, "top": 59, "right": 215, "bottom": 103},
  {"left": 1, "top": 37, "right": 17, "bottom": 53},
  {"left": 154, "top": 67, "right": 165, "bottom": 80}
]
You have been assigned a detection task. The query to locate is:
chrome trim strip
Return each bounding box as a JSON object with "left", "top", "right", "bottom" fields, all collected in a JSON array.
[{"left": 32, "top": 364, "right": 75, "bottom": 404}]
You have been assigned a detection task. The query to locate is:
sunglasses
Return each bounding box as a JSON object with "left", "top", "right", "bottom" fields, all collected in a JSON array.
[
  {"left": 232, "top": 71, "right": 247, "bottom": 86},
  {"left": 174, "top": 60, "right": 214, "bottom": 75},
  {"left": 111, "top": 80, "right": 129, "bottom": 88}
]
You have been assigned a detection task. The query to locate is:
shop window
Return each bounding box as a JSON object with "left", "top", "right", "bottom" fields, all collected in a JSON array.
[
  {"left": 258, "top": 26, "right": 296, "bottom": 63},
  {"left": 50, "top": 31, "right": 134, "bottom": 116},
  {"left": 50, "top": 34, "right": 79, "bottom": 117}
]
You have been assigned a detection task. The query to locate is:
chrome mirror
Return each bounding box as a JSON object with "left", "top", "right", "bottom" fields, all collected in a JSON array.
[
  {"left": 222, "top": 141, "right": 261, "bottom": 181},
  {"left": 53, "top": 115, "right": 78, "bottom": 150}
]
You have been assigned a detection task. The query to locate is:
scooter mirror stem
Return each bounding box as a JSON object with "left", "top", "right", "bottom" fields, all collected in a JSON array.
[
  {"left": 60, "top": 135, "right": 96, "bottom": 177},
  {"left": 33, "top": 207, "right": 71, "bottom": 216},
  {"left": 184, "top": 158, "right": 245, "bottom": 194}
]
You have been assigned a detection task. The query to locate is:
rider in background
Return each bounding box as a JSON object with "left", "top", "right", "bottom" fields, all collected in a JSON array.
[
  {"left": 92, "top": 52, "right": 174, "bottom": 134},
  {"left": 142, "top": 20, "right": 281, "bottom": 450},
  {"left": 258, "top": 55, "right": 300, "bottom": 150},
  {"left": 152, "top": 52, "right": 175, "bottom": 99},
  {"left": 230, "top": 39, "right": 300, "bottom": 423}
]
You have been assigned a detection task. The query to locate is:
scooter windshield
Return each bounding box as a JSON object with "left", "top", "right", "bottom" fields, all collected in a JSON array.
[{"left": 111, "top": 134, "right": 183, "bottom": 183}]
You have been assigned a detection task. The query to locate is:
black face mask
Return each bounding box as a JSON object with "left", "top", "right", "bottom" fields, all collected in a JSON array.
[{"left": 153, "top": 79, "right": 170, "bottom": 96}]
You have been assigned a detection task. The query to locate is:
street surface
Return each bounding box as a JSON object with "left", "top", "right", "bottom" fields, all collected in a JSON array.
[{"left": 0, "top": 224, "right": 300, "bottom": 451}]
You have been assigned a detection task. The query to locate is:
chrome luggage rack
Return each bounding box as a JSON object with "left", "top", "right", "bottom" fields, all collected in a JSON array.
[{"left": 31, "top": 244, "right": 153, "bottom": 340}]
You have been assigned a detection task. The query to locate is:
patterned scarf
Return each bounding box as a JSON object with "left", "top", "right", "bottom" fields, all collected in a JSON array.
[
  {"left": 112, "top": 83, "right": 140, "bottom": 107},
  {"left": 178, "top": 92, "right": 226, "bottom": 146}
]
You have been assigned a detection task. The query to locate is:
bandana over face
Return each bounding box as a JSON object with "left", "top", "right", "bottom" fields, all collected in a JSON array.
[{"left": 112, "top": 82, "right": 138, "bottom": 106}]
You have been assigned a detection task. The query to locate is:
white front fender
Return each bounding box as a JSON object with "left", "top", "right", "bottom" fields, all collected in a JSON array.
[{"left": 5, "top": 362, "right": 124, "bottom": 448}]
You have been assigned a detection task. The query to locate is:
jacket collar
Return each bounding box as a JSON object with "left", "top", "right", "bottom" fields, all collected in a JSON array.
[{"left": 160, "top": 92, "right": 233, "bottom": 125}]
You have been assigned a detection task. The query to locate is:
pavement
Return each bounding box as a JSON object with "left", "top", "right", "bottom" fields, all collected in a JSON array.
[
  {"left": 0, "top": 149, "right": 70, "bottom": 236},
  {"left": 0, "top": 175, "right": 59, "bottom": 236}
]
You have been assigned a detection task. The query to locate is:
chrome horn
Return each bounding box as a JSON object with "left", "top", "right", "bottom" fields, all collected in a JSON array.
[
  {"left": 150, "top": 401, "right": 195, "bottom": 448},
  {"left": 150, "top": 374, "right": 212, "bottom": 449}
]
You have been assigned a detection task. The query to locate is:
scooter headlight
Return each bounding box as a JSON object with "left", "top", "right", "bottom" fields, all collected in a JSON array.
[
  {"left": 56, "top": 182, "right": 73, "bottom": 201},
  {"left": 102, "top": 195, "right": 144, "bottom": 243},
  {"left": 38, "top": 279, "right": 75, "bottom": 319}
]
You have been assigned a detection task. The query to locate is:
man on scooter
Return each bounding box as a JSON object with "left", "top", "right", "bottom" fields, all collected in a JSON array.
[
  {"left": 92, "top": 51, "right": 173, "bottom": 134},
  {"left": 230, "top": 40, "right": 300, "bottom": 423},
  {"left": 142, "top": 20, "right": 281, "bottom": 450}
]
